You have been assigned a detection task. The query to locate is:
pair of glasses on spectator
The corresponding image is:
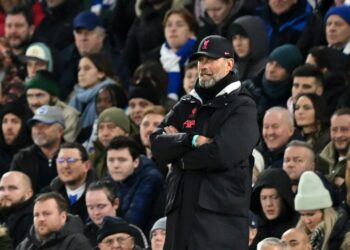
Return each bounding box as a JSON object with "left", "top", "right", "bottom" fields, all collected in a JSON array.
[
  {"left": 56, "top": 157, "right": 82, "bottom": 164},
  {"left": 101, "top": 236, "right": 133, "bottom": 246}
]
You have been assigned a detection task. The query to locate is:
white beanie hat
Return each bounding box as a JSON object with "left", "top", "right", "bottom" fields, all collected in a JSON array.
[{"left": 295, "top": 171, "right": 332, "bottom": 211}]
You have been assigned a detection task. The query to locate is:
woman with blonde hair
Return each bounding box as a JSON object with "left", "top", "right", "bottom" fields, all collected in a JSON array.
[{"left": 295, "top": 171, "right": 350, "bottom": 250}]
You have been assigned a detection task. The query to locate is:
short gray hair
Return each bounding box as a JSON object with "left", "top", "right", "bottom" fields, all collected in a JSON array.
[{"left": 257, "top": 237, "right": 286, "bottom": 250}]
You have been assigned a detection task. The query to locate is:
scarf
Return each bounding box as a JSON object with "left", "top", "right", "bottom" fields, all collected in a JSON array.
[
  {"left": 310, "top": 222, "right": 325, "bottom": 250},
  {"left": 160, "top": 38, "right": 196, "bottom": 100},
  {"left": 262, "top": 75, "right": 291, "bottom": 99}
]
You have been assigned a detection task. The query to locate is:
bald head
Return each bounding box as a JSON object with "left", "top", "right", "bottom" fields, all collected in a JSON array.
[
  {"left": 263, "top": 107, "right": 295, "bottom": 151},
  {"left": 281, "top": 228, "right": 311, "bottom": 250},
  {"left": 0, "top": 171, "right": 33, "bottom": 208}
]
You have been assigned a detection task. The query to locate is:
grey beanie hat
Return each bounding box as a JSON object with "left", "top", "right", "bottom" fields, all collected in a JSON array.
[
  {"left": 295, "top": 171, "right": 332, "bottom": 211},
  {"left": 149, "top": 217, "right": 166, "bottom": 239}
]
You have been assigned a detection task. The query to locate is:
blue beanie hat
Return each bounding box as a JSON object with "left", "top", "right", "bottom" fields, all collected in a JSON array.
[
  {"left": 268, "top": 44, "right": 303, "bottom": 74},
  {"left": 325, "top": 5, "right": 350, "bottom": 25}
]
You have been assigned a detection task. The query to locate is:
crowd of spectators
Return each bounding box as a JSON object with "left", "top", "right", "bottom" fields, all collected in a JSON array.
[{"left": 0, "top": 0, "right": 349, "bottom": 249}]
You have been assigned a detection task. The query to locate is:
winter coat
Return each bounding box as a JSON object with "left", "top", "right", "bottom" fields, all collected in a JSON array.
[
  {"left": 107, "top": 155, "right": 163, "bottom": 233},
  {"left": 0, "top": 197, "right": 34, "bottom": 248},
  {"left": 0, "top": 101, "right": 33, "bottom": 177},
  {"left": 0, "top": 225, "right": 12, "bottom": 250},
  {"left": 197, "top": 0, "right": 256, "bottom": 41},
  {"left": 122, "top": 0, "right": 172, "bottom": 75},
  {"left": 89, "top": 140, "right": 107, "bottom": 180},
  {"left": 16, "top": 215, "right": 92, "bottom": 250},
  {"left": 256, "top": 0, "right": 312, "bottom": 51},
  {"left": 10, "top": 144, "right": 59, "bottom": 193},
  {"left": 250, "top": 168, "right": 299, "bottom": 249},
  {"left": 150, "top": 73, "right": 260, "bottom": 250}
]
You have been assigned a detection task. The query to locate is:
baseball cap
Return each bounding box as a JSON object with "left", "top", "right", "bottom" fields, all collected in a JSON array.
[
  {"left": 20, "top": 43, "right": 53, "bottom": 72},
  {"left": 27, "top": 105, "right": 65, "bottom": 128},
  {"left": 190, "top": 35, "right": 234, "bottom": 60},
  {"left": 73, "top": 11, "right": 103, "bottom": 30}
]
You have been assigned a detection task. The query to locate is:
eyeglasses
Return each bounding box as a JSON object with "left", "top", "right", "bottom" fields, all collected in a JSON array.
[
  {"left": 101, "top": 235, "right": 133, "bottom": 246},
  {"left": 56, "top": 157, "right": 82, "bottom": 165}
]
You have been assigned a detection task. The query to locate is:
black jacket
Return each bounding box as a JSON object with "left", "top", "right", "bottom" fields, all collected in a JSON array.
[
  {"left": 0, "top": 197, "right": 34, "bottom": 248},
  {"left": 16, "top": 214, "right": 92, "bottom": 250},
  {"left": 151, "top": 73, "right": 260, "bottom": 250},
  {"left": 250, "top": 168, "right": 299, "bottom": 249}
]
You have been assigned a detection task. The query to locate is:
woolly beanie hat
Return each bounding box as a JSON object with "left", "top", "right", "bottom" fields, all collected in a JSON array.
[
  {"left": 98, "top": 107, "right": 130, "bottom": 133},
  {"left": 26, "top": 71, "right": 59, "bottom": 97},
  {"left": 268, "top": 44, "right": 303, "bottom": 74},
  {"left": 294, "top": 171, "right": 332, "bottom": 211},
  {"left": 325, "top": 5, "right": 350, "bottom": 25},
  {"left": 149, "top": 217, "right": 166, "bottom": 239},
  {"left": 128, "top": 79, "right": 160, "bottom": 105},
  {"left": 97, "top": 216, "right": 140, "bottom": 243}
]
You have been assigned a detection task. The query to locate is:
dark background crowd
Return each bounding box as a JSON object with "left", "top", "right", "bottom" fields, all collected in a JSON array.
[{"left": 0, "top": 0, "right": 349, "bottom": 249}]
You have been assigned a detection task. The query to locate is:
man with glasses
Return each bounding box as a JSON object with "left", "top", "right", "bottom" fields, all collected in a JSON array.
[
  {"left": 48, "top": 142, "right": 96, "bottom": 222},
  {"left": 10, "top": 105, "right": 65, "bottom": 193},
  {"left": 97, "top": 216, "right": 145, "bottom": 250}
]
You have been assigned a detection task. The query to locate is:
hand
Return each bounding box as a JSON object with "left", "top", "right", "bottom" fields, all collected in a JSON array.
[
  {"left": 164, "top": 125, "right": 178, "bottom": 134},
  {"left": 196, "top": 135, "right": 213, "bottom": 146}
]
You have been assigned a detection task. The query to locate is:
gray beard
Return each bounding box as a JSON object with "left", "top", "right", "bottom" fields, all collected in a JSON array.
[{"left": 198, "top": 77, "right": 216, "bottom": 89}]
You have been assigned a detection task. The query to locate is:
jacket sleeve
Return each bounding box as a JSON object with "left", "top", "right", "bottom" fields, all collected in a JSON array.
[
  {"left": 123, "top": 169, "right": 163, "bottom": 230},
  {"left": 182, "top": 97, "right": 259, "bottom": 171},
  {"left": 150, "top": 107, "right": 194, "bottom": 166}
]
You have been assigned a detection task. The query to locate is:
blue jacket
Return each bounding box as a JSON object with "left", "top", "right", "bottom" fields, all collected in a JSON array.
[{"left": 109, "top": 155, "right": 163, "bottom": 232}]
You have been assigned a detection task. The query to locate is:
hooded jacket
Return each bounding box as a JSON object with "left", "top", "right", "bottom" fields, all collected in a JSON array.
[
  {"left": 226, "top": 15, "right": 269, "bottom": 81},
  {"left": 197, "top": 0, "right": 256, "bottom": 41},
  {"left": 250, "top": 168, "right": 299, "bottom": 249},
  {"left": 16, "top": 214, "right": 92, "bottom": 250},
  {"left": 0, "top": 101, "right": 33, "bottom": 176}
]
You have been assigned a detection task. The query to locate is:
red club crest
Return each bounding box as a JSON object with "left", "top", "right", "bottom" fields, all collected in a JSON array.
[{"left": 202, "top": 39, "right": 210, "bottom": 50}]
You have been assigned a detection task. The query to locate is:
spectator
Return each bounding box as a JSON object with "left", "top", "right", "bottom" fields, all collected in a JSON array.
[
  {"left": 249, "top": 211, "right": 258, "bottom": 249},
  {"left": 281, "top": 228, "right": 312, "bottom": 250},
  {"left": 149, "top": 217, "right": 166, "bottom": 250},
  {"left": 197, "top": 0, "right": 256, "bottom": 41},
  {"left": 34, "top": 0, "right": 85, "bottom": 50},
  {"left": 26, "top": 70, "right": 81, "bottom": 142},
  {"left": 61, "top": 11, "right": 126, "bottom": 99},
  {"left": 256, "top": 0, "right": 312, "bottom": 51},
  {"left": 84, "top": 181, "right": 120, "bottom": 247},
  {"left": 257, "top": 237, "right": 286, "bottom": 250},
  {"left": 158, "top": 7, "right": 197, "bottom": 101},
  {"left": 257, "top": 107, "right": 296, "bottom": 169},
  {"left": 294, "top": 93, "right": 330, "bottom": 154},
  {"left": 68, "top": 53, "right": 118, "bottom": 128},
  {"left": 226, "top": 15, "right": 269, "bottom": 81},
  {"left": 295, "top": 171, "right": 350, "bottom": 249},
  {"left": 122, "top": 0, "right": 172, "bottom": 75},
  {"left": 251, "top": 168, "right": 299, "bottom": 249},
  {"left": 319, "top": 108, "right": 350, "bottom": 188},
  {"left": 16, "top": 192, "right": 92, "bottom": 249},
  {"left": 0, "top": 171, "right": 34, "bottom": 248},
  {"left": 0, "top": 101, "right": 32, "bottom": 175},
  {"left": 97, "top": 216, "right": 147, "bottom": 250},
  {"left": 324, "top": 5, "right": 350, "bottom": 54},
  {"left": 90, "top": 107, "right": 130, "bottom": 179},
  {"left": 244, "top": 44, "right": 303, "bottom": 123},
  {"left": 20, "top": 42, "right": 62, "bottom": 81},
  {"left": 4, "top": 5, "right": 35, "bottom": 57},
  {"left": 106, "top": 136, "right": 163, "bottom": 232},
  {"left": 128, "top": 80, "right": 159, "bottom": 131},
  {"left": 182, "top": 60, "right": 198, "bottom": 94},
  {"left": 288, "top": 64, "right": 324, "bottom": 113},
  {"left": 10, "top": 105, "right": 65, "bottom": 192},
  {"left": 81, "top": 83, "right": 128, "bottom": 152},
  {"left": 49, "top": 142, "right": 96, "bottom": 222},
  {"left": 283, "top": 140, "right": 316, "bottom": 193}
]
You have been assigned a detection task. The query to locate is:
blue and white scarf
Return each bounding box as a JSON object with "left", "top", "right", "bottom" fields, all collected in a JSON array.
[{"left": 160, "top": 38, "right": 196, "bottom": 101}]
